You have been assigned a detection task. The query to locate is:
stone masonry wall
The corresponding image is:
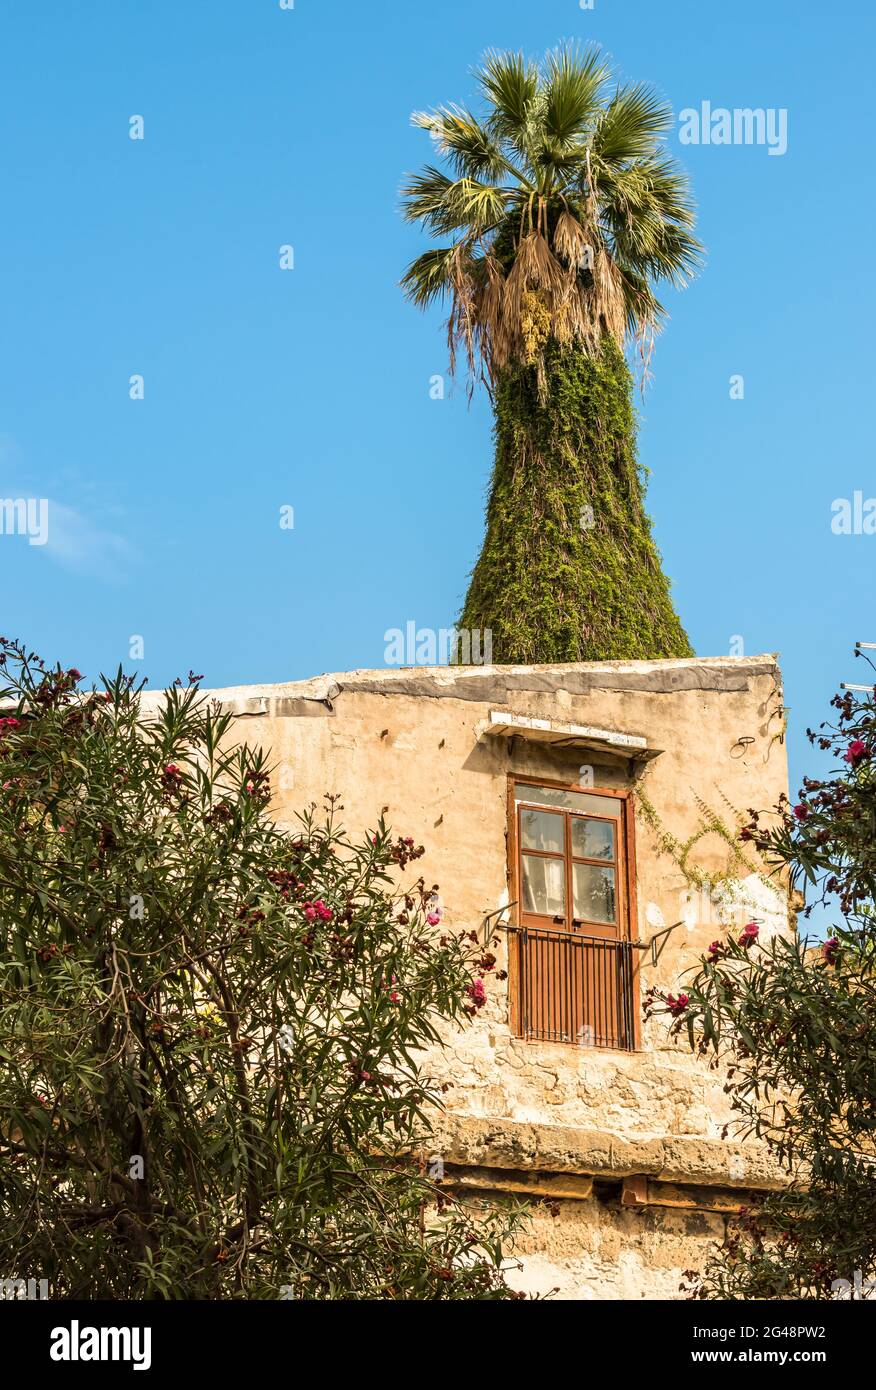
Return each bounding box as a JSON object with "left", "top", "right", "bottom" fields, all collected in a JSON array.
[{"left": 199, "top": 655, "right": 790, "bottom": 1297}]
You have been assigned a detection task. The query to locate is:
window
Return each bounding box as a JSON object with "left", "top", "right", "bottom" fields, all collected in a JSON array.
[{"left": 509, "top": 780, "right": 639, "bottom": 1050}]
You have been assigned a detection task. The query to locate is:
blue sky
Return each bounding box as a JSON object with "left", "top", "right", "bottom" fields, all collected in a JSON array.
[{"left": 1, "top": 0, "right": 874, "bottom": 819}]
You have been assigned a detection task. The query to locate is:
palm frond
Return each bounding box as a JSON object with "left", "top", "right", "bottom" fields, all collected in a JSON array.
[
  {"left": 400, "top": 246, "right": 461, "bottom": 307},
  {"left": 598, "top": 158, "right": 703, "bottom": 286},
  {"left": 410, "top": 106, "right": 519, "bottom": 184},
  {"left": 478, "top": 49, "right": 540, "bottom": 147},
  {"left": 592, "top": 82, "right": 674, "bottom": 166},
  {"left": 401, "top": 44, "right": 703, "bottom": 383},
  {"left": 400, "top": 167, "right": 511, "bottom": 235},
  {"left": 541, "top": 44, "right": 609, "bottom": 148},
  {"left": 400, "top": 166, "right": 456, "bottom": 229}
]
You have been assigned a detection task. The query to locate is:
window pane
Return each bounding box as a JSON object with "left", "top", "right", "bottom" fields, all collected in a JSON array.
[
  {"left": 520, "top": 808, "right": 564, "bottom": 854},
  {"left": 515, "top": 783, "right": 621, "bottom": 817},
  {"left": 573, "top": 864, "right": 616, "bottom": 924},
  {"left": 571, "top": 816, "right": 615, "bottom": 861},
  {"left": 522, "top": 855, "right": 565, "bottom": 916}
]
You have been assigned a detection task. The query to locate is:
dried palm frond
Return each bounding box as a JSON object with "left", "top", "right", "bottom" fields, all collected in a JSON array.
[
  {"left": 444, "top": 242, "right": 479, "bottom": 382},
  {"left": 500, "top": 232, "right": 564, "bottom": 360},
  {"left": 473, "top": 252, "right": 506, "bottom": 379},
  {"left": 553, "top": 210, "right": 590, "bottom": 270},
  {"left": 583, "top": 242, "right": 627, "bottom": 346}
]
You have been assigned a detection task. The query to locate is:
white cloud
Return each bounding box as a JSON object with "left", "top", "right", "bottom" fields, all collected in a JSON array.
[
  {"left": 40, "top": 499, "right": 134, "bottom": 576},
  {"left": 0, "top": 439, "right": 135, "bottom": 578}
]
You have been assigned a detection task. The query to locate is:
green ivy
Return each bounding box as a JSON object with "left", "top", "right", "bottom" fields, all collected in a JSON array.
[
  {"left": 634, "top": 787, "right": 779, "bottom": 899},
  {"left": 459, "top": 337, "right": 693, "bottom": 664}
]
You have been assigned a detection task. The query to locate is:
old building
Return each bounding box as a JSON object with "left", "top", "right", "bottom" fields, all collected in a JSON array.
[{"left": 210, "top": 653, "right": 790, "bottom": 1298}]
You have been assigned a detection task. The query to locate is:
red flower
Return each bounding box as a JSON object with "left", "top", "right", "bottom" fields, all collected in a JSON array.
[
  {"left": 844, "top": 739, "right": 867, "bottom": 768},
  {"left": 303, "top": 899, "right": 332, "bottom": 923},
  {"left": 739, "top": 922, "right": 759, "bottom": 946},
  {"left": 707, "top": 940, "right": 725, "bottom": 961},
  {"left": 666, "top": 992, "right": 689, "bottom": 1018},
  {"left": 821, "top": 938, "right": 840, "bottom": 966},
  {"left": 466, "top": 978, "right": 487, "bottom": 1008},
  {"left": 68, "top": 668, "right": 82, "bottom": 682},
  {"left": 793, "top": 803, "right": 809, "bottom": 821}
]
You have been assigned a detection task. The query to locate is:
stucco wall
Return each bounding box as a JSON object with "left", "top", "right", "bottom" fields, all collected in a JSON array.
[{"left": 204, "top": 655, "right": 790, "bottom": 1297}]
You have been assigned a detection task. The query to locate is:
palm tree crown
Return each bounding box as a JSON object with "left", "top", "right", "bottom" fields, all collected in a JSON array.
[{"left": 401, "top": 45, "right": 702, "bottom": 387}]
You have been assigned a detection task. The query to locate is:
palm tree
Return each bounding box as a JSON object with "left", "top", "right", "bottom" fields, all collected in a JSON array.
[{"left": 401, "top": 45, "right": 702, "bottom": 664}]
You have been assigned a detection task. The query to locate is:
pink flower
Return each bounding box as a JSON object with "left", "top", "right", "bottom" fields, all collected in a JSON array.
[
  {"left": 427, "top": 911, "right": 441, "bottom": 926},
  {"left": 707, "top": 940, "right": 724, "bottom": 961},
  {"left": 466, "top": 978, "right": 487, "bottom": 1007},
  {"left": 164, "top": 764, "right": 179, "bottom": 775},
  {"left": 68, "top": 668, "right": 82, "bottom": 681},
  {"left": 304, "top": 905, "right": 316, "bottom": 921},
  {"left": 844, "top": 739, "right": 868, "bottom": 768},
  {"left": 739, "top": 922, "right": 760, "bottom": 946},
  {"left": 821, "top": 938, "right": 840, "bottom": 966},
  {"left": 666, "top": 992, "right": 689, "bottom": 1018},
  {"left": 0, "top": 716, "right": 21, "bottom": 729},
  {"left": 793, "top": 803, "right": 809, "bottom": 821},
  {"left": 312, "top": 899, "right": 333, "bottom": 922}
]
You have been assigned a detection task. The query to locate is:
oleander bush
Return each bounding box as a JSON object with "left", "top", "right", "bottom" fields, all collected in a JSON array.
[{"left": 0, "top": 638, "right": 523, "bottom": 1299}]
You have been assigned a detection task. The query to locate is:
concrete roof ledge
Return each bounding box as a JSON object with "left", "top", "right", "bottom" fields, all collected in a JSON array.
[{"left": 191, "top": 654, "right": 782, "bottom": 711}]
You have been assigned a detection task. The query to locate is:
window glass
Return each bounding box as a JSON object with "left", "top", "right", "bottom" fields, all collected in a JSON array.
[
  {"left": 573, "top": 864, "right": 616, "bottom": 924},
  {"left": 571, "top": 816, "right": 615, "bottom": 861},
  {"left": 520, "top": 808, "right": 564, "bottom": 854},
  {"left": 515, "top": 783, "right": 621, "bottom": 817},
  {"left": 521, "top": 855, "right": 566, "bottom": 916}
]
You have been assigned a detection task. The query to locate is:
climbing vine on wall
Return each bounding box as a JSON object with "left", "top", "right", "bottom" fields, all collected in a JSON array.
[{"left": 634, "top": 783, "right": 782, "bottom": 900}]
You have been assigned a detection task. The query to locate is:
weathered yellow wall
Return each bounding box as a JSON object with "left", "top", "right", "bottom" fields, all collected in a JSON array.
[
  {"left": 490, "top": 1197, "right": 727, "bottom": 1301},
  {"left": 205, "top": 655, "right": 790, "bottom": 1298}
]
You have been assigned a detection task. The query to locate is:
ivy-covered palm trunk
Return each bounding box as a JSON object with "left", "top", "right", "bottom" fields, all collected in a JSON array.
[{"left": 459, "top": 337, "right": 693, "bottom": 664}]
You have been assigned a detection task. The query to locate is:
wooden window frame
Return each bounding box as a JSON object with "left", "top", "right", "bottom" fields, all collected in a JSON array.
[{"left": 507, "top": 774, "right": 641, "bottom": 1049}]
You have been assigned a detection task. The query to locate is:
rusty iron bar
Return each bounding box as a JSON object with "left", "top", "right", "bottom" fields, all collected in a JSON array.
[{"left": 517, "top": 926, "right": 636, "bottom": 1051}]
